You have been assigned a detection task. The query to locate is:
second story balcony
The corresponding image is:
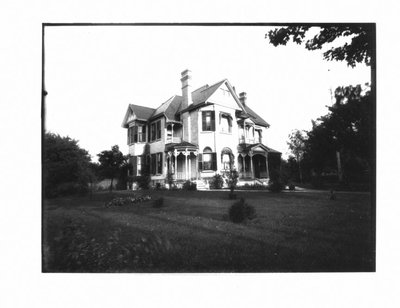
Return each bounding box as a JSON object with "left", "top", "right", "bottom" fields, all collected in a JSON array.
[{"left": 239, "top": 135, "right": 262, "bottom": 145}]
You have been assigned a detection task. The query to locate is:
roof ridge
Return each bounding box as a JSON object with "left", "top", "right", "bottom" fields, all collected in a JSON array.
[{"left": 200, "top": 79, "right": 226, "bottom": 93}]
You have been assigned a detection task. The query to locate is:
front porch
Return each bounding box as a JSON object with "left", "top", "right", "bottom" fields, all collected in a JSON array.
[{"left": 165, "top": 142, "right": 199, "bottom": 182}]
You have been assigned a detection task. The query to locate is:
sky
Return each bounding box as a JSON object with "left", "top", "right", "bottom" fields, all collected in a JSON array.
[{"left": 45, "top": 25, "right": 371, "bottom": 160}]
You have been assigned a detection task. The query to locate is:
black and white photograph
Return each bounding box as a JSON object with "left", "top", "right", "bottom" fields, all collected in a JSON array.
[
  {"left": 3, "top": 1, "right": 400, "bottom": 307},
  {"left": 42, "top": 24, "right": 375, "bottom": 273}
]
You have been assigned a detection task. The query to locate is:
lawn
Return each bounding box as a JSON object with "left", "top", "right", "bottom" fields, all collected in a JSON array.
[{"left": 42, "top": 190, "right": 375, "bottom": 272}]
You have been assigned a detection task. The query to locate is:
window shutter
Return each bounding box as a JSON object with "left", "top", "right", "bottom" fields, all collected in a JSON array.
[
  {"left": 202, "top": 112, "right": 206, "bottom": 131},
  {"left": 198, "top": 153, "right": 203, "bottom": 171},
  {"left": 211, "top": 111, "right": 215, "bottom": 131},
  {"left": 132, "top": 156, "right": 137, "bottom": 176},
  {"left": 212, "top": 152, "right": 217, "bottom": 170}
]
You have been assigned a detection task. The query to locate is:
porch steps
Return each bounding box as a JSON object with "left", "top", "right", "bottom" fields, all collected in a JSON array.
[
  {"left": 255, "top": 178, "right": 270, "bottom": 186},
  {"left": 195, "top": 180, "right": 209, "bottom": 190}
]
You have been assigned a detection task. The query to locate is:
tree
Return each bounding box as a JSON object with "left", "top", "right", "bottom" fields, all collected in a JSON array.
[
  {"left": 303, "top": 84, "right": 372, "bottom": 183},
  {"left": 44, "top": 132, "right": 92, "bottom": 197},
  {"left": 266, "top": 25, "right": 374, "bottom": 67},
  {"left": 97, "top": 145, "right": 126, "bottom": 192},
  {"left": 287, "top": 129, "right": 307, "bottom": 183}
]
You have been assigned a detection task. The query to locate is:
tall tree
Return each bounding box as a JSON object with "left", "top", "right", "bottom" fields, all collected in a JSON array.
[
  {"left": 287, "top": 129, "right": 307, "bottom": 183},
  {"left": 97, "top": 145, "right": 126, "bottom": 192},
  {"left": 44, "top": 132, "right": 92, "bottom": 197},
  {"left": 303, "top": 84, "right": 372, "bottom": 182},
  {"left": 266, "top": 25, "right": 374, "bottom": 67}
]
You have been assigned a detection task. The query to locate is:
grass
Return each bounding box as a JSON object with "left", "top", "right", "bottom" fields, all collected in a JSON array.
[{"left": 42, "top": 190, "right": 375, "bottom": 272}]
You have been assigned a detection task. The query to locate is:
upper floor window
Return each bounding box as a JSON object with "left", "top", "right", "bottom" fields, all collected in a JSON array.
[
  {"left": 128, "top": 124, "right": 146, "bottom": 144},
  {"left": 256, "top": 129, "right": 262, "bottom": 143},
  {"left": 202, "top": 111, "right": 215, "bottom": 131},
  {"left": 150, "top": 120, "right": 162, "bottom": 142},
  {"left": 220, "top": 113, "right": 232, "bottom": 133}
]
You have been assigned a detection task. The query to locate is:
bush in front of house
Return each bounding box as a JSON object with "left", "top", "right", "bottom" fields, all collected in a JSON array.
[
  {"left": 182, "top": 180, "right": 197, "bottom": 191},
  {"left": 210, "top": 174, "right": 224, "bottom": 189},
  {"left": 228, "top": 198, "right": 256, "bottom": 223},
  {"left": 268, "top": 167, "right": 284, "bottom": 193}
]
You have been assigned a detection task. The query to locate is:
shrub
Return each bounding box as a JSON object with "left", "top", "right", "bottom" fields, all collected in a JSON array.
[
  {"left": 153, "top": 197, "right": 164, "bottom": 208},
  {"left": 288, "top": 183, "right": 296, "bottom": 191},
  {"left": 210, "top": 174, "right": 224, "bottom": 189},
  {"left": 182, "top": 180, "right": 197, "bottom": 191},
  {"left": 228, "top": 198, "right": 256, "bottom": 223},
  {"left": 268, "top": 168, "right": 284, "bottom": 193},
  {"left": 135, "top": 174, "right": 151, "bottom": 190},
  {"left": 268, "top": 181, "right": 284, "bottom": 193},
  {"left": 166, "top": 172, "right": 174, "bottom": 189}
]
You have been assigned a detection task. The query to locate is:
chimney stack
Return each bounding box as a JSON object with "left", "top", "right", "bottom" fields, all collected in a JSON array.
[
  {"left": 180, "top": 69, "right": 192, "bottom": 110},
  {"left": 239, "top": 92, "right": 247, "bottom": 106}
]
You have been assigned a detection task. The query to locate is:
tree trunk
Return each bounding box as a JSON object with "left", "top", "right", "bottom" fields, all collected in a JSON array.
[
  {"left": 297, "top": 155, "right": 303, "bottom": 184},
  {"left": 109, "top": 177, "right": 114, "bottom": 193}
]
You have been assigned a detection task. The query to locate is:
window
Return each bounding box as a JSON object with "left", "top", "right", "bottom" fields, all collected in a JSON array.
[
  {"left": 199, "top": 147, "right": 217, "bottom": 171},
  {"left": 157, "top": 153, "right": 162, "bottom": 174},
  {"left": 220, "top": 113, "right": 232, "bottom": 133},
  {"left": 128, "top": 125, "right": 146, "bottom": 144},
  {"left": 202, "top": 111, "right": 215, "bottom": 131},
  {"left": 138, "top": 125, "right": 146, "bottom": 142},
  {"left": 151, "top": 152, "right": 163, "bottom": 175},
  {"left": 137, "top": 156, "right": 142, "bottom": 175},
  {"left": 151, "top": 154, "right": 156, "bottom": 175},
  {"left": 150, "top": 120, "right": 161, "bottom": 141},
  {"left": 156, "top": 121, "right": 161, "bottom": 139},
  {"left": 256, "top": 129, "right": 262, "bottom": 143}
]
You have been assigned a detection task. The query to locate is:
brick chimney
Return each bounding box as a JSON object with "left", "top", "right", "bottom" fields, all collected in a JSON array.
[
  {"left": 239, "top": 92, "right": 247, "bottom": 106},
  {"left": 180, "top": 69, "right": 193, "bottom": 110}
]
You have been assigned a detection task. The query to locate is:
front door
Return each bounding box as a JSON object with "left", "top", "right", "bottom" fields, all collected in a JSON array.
[{"left": 253, "top": 154, "right": 266, "bottom": 178}]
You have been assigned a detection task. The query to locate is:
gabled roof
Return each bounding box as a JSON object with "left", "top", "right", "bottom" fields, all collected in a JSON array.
[
  {"left": 238, "top": 143, "right": 281, "bottom": 154},
  {"left": 129, "top": 104, "right": 156, "bottom": 121},
  {"left": 242, "top": 105, "right": 270, "bottom": 127},
  {"left": 123, "top": 76, "right": 270, "bottom": 128},
  {"left": 150, "top": 95, "right": 183, "bottom": 122}
]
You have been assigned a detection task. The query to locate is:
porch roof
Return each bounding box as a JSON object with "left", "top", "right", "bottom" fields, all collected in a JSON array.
[
  {"left": 165, "top": 141, "right": 198, "bottom": 152},
  {"left": 237, "top": 143, "right": 281, "bottom": 155}
]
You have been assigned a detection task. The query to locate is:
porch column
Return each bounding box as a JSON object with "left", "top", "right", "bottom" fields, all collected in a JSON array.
[
  {"left": 265, "top": 152, "right": 270, "bottom": 178},
  {"left": 174, "top": 149, "right": 178, "bottom": 180},
  {"left": 250, "top": 153, "right": 254, "bottom": 179},
  {"left": 184, "top": 149, "right": 189, "bottom": 180}
]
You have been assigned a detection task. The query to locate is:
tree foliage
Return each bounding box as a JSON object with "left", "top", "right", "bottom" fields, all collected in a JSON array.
[
  {"left": 301, "top": 84, "right": 372, "bottom": 182},
  {"left": 97, "top": 145, "right": 126, "bottom": 192},
  {"left": 287, "top": 129, "right": 307, "bottom": 182},
  {"left": 266, "top": 25, "right": 374, "bottom": 67},
  {"left": 44, "top": 132, "right": 92, "bottom": 197}
]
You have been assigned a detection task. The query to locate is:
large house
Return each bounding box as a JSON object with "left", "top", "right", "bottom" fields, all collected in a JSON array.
[{"left": 122, "top": 70, "right": 281, "bottom": 188}]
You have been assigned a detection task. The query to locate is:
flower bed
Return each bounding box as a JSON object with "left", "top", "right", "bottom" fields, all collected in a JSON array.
[{"left": 105, "top": 195, "right": 151, "bottom": 207}]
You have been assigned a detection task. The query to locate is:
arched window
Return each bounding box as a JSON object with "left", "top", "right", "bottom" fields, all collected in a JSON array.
[
  {"left": 221, "top": 147, "right": 234, "bottom": 170},
  {"left": 199, "top": 147, "right": 216, "bottom": 171}
]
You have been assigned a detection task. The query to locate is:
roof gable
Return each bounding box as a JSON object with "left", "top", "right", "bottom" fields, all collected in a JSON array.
[{"left": 121, "top": 104, "right": 155, "bottom": 128}]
